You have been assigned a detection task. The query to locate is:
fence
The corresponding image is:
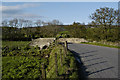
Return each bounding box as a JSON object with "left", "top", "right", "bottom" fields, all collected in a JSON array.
[{"left": 40, "top": 41, "right": 69, "bottom": 79}]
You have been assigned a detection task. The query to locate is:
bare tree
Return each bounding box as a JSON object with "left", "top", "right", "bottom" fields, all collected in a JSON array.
[
  {"left": 42, "top": 21, "right": 48, "bottom": 26},
  {"left": 2, "top": 20, "right": 8, "bottom": 27},
  {"left": 13, "top": 18, "right": 18, "bottom": 27},
  {"left": 114, "top": 10, "right": 119, "bottom": 26},
  {"left": 8, "top": 18, "right": 19, "bottom": 27},
  {"left": 9, "top": 20, "right": 14, "bottom": 27},
  {"left": 27, "top": 20, "right": 33, "bottom": 27},
  {"left": 23, "top": 20, "right": 33, "bottom": 27},
  {"left": 18, "top": 19, "right": 24, "bottom": 28},
  {"left": 51, "top": 19, "right": 63, "bottom": 25},
  {"left": 35, "top": 20, "right": 42, "bottom": 27}
]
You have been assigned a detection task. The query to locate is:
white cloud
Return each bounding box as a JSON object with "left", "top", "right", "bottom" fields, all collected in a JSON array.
[
  {"left": 2, "top": 13, "right": 46, "bottom": 18},
  {"left": 1, "top": 3, "right": 48, "bottom": 20},
  {"left": 0, "top": 3, "right": 40, "bottom": 12},
  {"left": 0, "top": 3, "right": 41, "bottom": 19}
]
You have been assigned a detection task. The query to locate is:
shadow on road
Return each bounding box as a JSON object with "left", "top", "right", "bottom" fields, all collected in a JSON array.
[
  {"left": 86, "top": 61, "right": 107, "bottom": 67},
  {"left": 69, "top": 49, "right": 89, "bottom": 80},
  {"left": 88, "top": 67, "right": 114, "bottom": 75},
  {"left": 81, "top": 54, "right": 97, "bottom": 58},
  {"left": 84, "top": 57, "right": 103, "bottom": 62},
  {"left": 68, "top": 43, "right": 118, "bottom": 79},
  {"left": 69, "top": 49, "right": 115, "bottom": 79},
  {"left": 80, "top": 50, "right": 98, "bottom": 55}
]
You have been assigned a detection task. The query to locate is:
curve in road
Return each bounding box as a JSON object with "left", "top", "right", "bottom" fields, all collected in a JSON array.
[{"left": 68, "top": 43, "right": 118, "bottom": 78}]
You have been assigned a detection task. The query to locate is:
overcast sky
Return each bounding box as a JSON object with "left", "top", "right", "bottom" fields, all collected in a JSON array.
[{"left": 1, "top": 2, "right": 119, "bottom": 25}]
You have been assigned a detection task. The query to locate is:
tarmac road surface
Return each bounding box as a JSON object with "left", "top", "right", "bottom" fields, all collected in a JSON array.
[{"left": 68, "top": 43, "right": 119, "bottom": 78}]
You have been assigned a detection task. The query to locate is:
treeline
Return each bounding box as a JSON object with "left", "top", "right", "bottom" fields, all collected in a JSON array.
[
  {"left": 2, "top": 7, "right": 119, "bottom": 42},
  {"left": 2, "top": 19, "right": 63, "bottom": 27},
  {"left": 2, "top": 25, "right": 64, "bottom": 41},
  {"left": 64, "top": 24, "right": 119, "bottom": 42},
  {"left": 2, "top": 24, "right": 119, "bottom": 42}
]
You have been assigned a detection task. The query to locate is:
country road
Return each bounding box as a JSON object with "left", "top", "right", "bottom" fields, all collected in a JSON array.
[{"left": 68, "top": 43, "right": 119, "bottom": 78}]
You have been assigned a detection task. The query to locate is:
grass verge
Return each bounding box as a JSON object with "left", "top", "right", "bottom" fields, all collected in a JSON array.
[
  {"left": 2, "top": 41, "right": 84, "bottom": 79},
  {"left": 2, "top": 56, "right": 42, "bottom": 79},
  {"left": 2, "top": 41, "right": 30, "bottom": 48},
  {"left": 46, "top": 43, "right": 83, "bottom": 79},
  {"left": 81, "top": 42, "right": 120, "bottom": 49}
]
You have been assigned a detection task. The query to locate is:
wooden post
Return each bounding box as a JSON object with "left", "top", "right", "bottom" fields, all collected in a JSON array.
[
  {"left": 42, "top": 63, "right": 46, "bottom": 79},
  {"left": 55, "top": 53, "right": 58, "bottom": 76},
  {"left": 65, "top": 41, "right": 68, "bottom": 50},
  {"left": 64, "top": 41, "right": 68, "bottom": 56},
  {"left": 55, "top": 38, "right": 58, "bottom": 45},
  {"left": 64, "top": 46, "right": 66, "bottom": 57},
  {"left": 60, "top": 49, "right": 63, "bottom": 67}
]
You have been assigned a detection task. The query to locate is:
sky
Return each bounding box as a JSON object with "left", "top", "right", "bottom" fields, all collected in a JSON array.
[
  {"left": 2, "top": 0, "right": 120, "bottom": 2},
  {"left": 1, "top": 2, "right": 119, "bottom": 25}
]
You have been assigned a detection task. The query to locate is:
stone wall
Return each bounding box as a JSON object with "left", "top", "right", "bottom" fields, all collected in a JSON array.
[
  {"left": 29, "top": 38, "right": 88, "bottom": 49},
  {"left": 58, "top": 38, "right": 88, "bottom": 43},
  {"left": 29, "top": 38, "right": 55, "bottom": 49},
  {"left": 30, "top": 38, "right": 119, "bottom": 49}
]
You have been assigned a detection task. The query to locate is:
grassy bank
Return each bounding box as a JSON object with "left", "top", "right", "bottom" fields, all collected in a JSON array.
[
  {"left": 2, "top": 41, "right": 50, "bottom": 79},
  {"left": 2, "top": 41, "right": 82, "bottom": 79},
  {"left": 2, "top": 56, "right": 42, "bottom": 79},
  {"left": 2, "top": 41, "right": 30, "bottom": 48},
  {"left": 46, "top": 44, "right": 80, "bottom": 78},
  {"left": 81, "top": 42, "right": 120, "bottom": 49}
]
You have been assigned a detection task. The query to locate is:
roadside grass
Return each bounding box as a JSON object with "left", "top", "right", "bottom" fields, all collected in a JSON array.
[
  {"left": 2, "top": 41, "right": 43, "bottom": 79},
  {"left": 2, "top": 41, "right": 45, "bottom": 79},
  {"left": 46, "top": 44, "right": 80, "bottom": 79},
  {"left": 46, "top": 45, "right": 65, "bottom": 78},
  {"left": 2, "top": 41, "right": 30, "bottom": 48},
  {"left": 2, "top": 56, "right": 42, "bottom": 79},
  {"left": 81, "top": 42, "right": 120, "bottom": 49}
]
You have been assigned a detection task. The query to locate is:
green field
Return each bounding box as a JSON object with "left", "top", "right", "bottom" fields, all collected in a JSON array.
[
  {"left": 3, "top": 41, "right": 40, "bottom": 78},
  {"left": 2, "top": 41, "right": 30, "bottom": 47},
  {"left": 2, "top": 41, "right": 48, "bottom": 79},
  {"left": 2, "top": 56, "right": 42, "bottom": 79},
  {"left": 2, "top": 41, "right": 81, "bottom": 79}
]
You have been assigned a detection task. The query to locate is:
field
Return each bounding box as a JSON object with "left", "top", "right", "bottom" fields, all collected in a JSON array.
[
  {"left": 2, "top": 41, "right": 43, "bottom": 79},
  {"left": 3, "top": 56, "right": 42, "bottom": 79},
  {"left": 2, "top": 41, "right": 81, "bottom": 79}
]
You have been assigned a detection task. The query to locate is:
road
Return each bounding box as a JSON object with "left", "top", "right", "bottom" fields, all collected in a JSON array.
[{"left": 68, "top": 43, "right": 119, "bottom": 78}]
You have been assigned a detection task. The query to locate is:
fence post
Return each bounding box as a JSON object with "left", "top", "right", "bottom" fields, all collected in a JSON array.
[
  {"left": 60, "top": 49, "right": 63, "bottom": 67},
  {"left": 65, "top": 41, "right": 68, "bottom": 50},
  {"left": 42, "top": 63, "right": 46, "bottom": 79},
  {"left": 64, "top": 41, "right": 68, "bottom": 56},
  {"left": 55, "top": 38, "right": 58, "bottom": 45},
  {"left": 55, "top": 53, "right": 59, "bottom": 76}
]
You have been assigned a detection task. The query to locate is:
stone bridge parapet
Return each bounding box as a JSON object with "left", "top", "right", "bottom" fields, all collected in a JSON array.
[{"left": 29, "top": 38, "right": 88, "bottom": 49}]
